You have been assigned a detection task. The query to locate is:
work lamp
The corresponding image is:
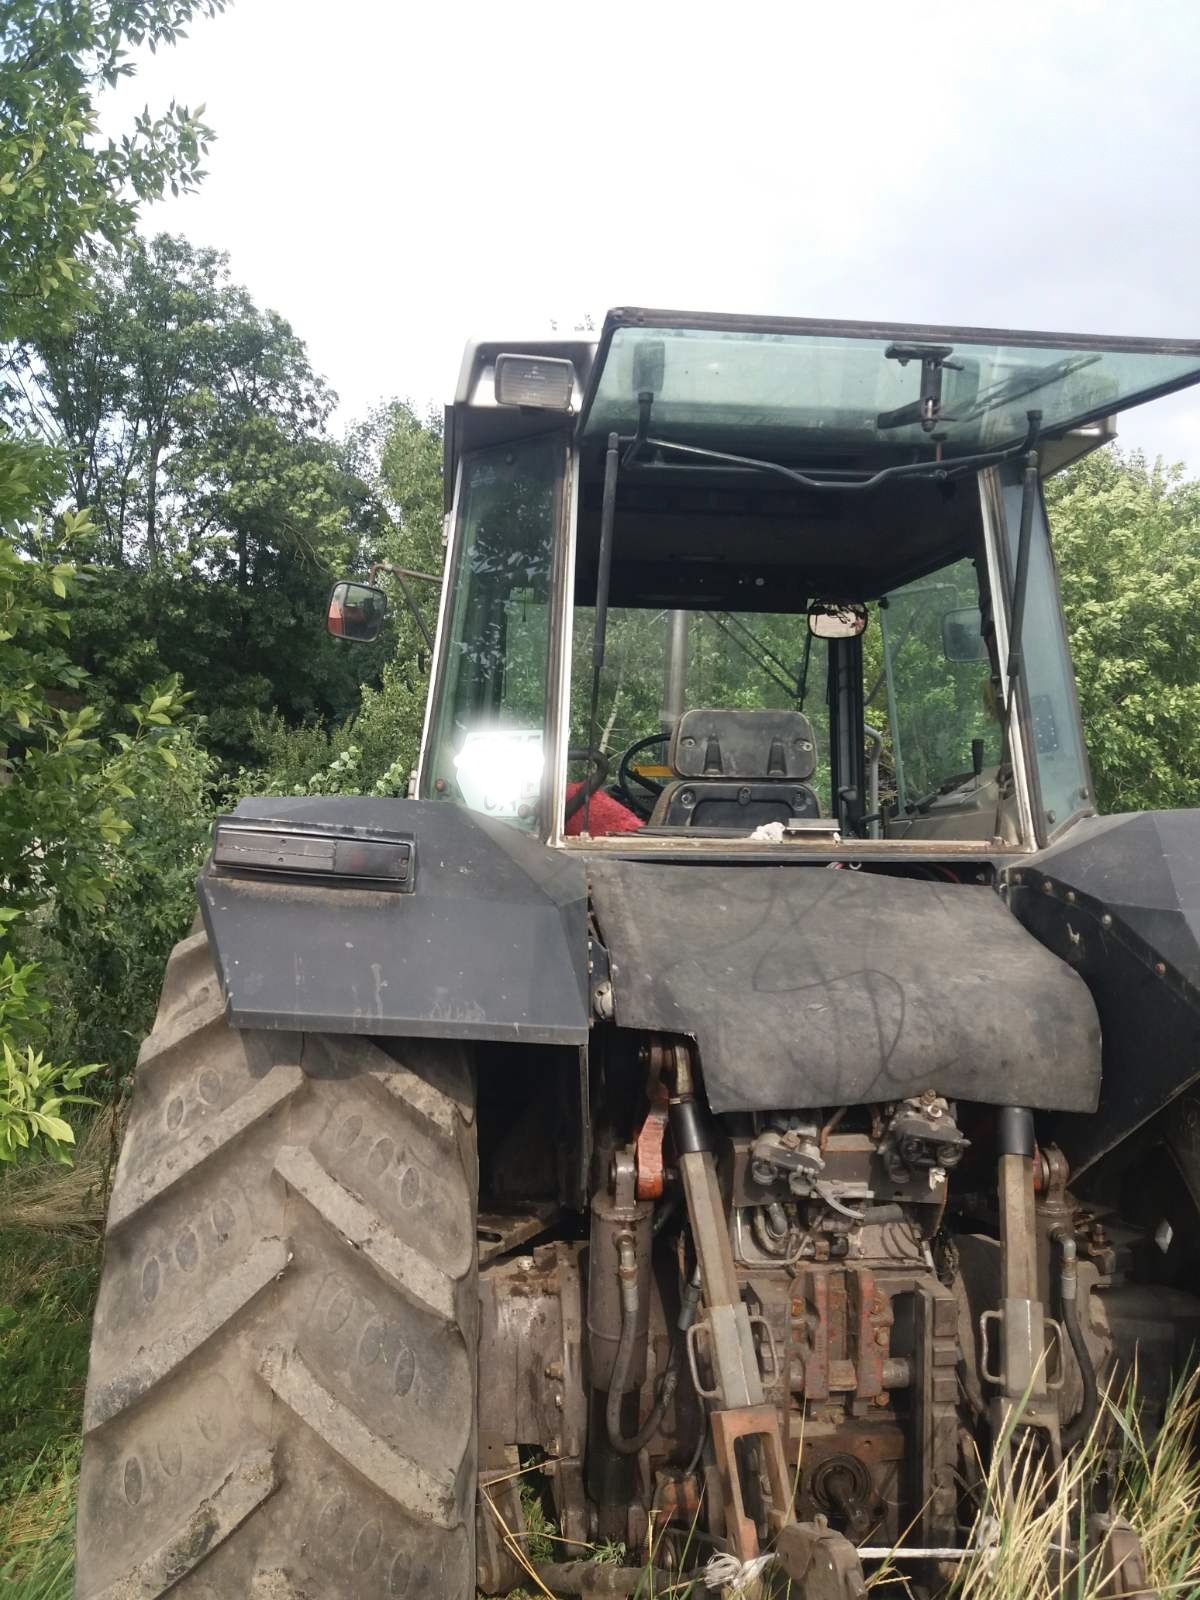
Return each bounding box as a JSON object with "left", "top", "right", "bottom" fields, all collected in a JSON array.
[{"left": 494, "top": 353, "right": 576, "bottom": 411}]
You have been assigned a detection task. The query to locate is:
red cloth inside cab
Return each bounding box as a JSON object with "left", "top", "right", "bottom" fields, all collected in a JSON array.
[{"left": 564, "top": 782, "right": 644, "bottom": 837}]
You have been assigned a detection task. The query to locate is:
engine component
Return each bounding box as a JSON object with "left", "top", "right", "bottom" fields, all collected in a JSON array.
[
  {"left": 750, "top": 1116, "right": 825, "bottom": 1192},
  {"left": 881, "top": 1094, "right": 969, "bottom": 1182}
]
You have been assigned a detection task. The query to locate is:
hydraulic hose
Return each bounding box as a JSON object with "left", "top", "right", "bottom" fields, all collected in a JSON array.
[
  {"left": 1055, "top": 1230, "right": 1099, "bottom": 1451},
  {"left": 605, "top": 1235, "right": 692, "bottom": 1456}
]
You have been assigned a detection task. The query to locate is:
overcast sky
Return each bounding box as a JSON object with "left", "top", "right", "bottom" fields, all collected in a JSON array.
[{"left": 99, "top": 0, "right": 1200, "bottom": 466}]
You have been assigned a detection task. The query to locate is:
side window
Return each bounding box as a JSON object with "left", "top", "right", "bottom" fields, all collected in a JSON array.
[
  {"left": 998, "top": 467, "right": 1093, "bottom": 835},
  {"left": 423, "top": 435, "right": 563, "bottom": 827},
  {"left": 877, "top": 557, "right": 1001, "bottom": 813}
]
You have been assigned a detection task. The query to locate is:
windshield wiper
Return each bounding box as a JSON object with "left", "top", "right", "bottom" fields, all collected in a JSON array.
[{"left": 707, "top": 612, "right": 800, "bottom": 700}]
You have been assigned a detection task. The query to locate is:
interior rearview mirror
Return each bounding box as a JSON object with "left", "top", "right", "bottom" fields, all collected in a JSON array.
[
  {"left": 941, "top": 606, "right": 989, "bottom": 662},
  {"left": 808, "top": 600, "right": 868, "bottom": 640},
  {"left": 327, "top": 580, "right": 387, "bottom": 642}
]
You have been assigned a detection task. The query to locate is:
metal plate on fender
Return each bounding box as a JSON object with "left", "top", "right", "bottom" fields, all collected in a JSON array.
[{"left": 587, "top": 859, "right": 1101, "bottom": 1114}]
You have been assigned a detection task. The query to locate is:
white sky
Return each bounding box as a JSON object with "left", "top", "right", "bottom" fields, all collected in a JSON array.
[{"left": 100, "top": 0, "right": 1200, "bottom": 466}]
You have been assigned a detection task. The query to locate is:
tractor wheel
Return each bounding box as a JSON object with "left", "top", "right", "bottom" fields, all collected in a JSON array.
[{"left": 75, "top": 930, "right": 478, "bottom": 1600}]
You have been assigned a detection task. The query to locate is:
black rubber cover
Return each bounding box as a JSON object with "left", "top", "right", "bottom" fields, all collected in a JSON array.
[
  {"left": 587, "top": 859, "right": 1101, "bottom": 1114},
  {"left": 1011, "top": 809, "right": 1200, "bottom": 1174},
  {"left": 199, "top": 796, "right": 589, "bottom": 1043}
]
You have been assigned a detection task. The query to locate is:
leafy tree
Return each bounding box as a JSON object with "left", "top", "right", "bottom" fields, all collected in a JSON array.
[
  {"left": 0, "top": 518, "right": 202, "bottom": 1157},
  {"left": 0, "top": 1, "right": 220, "bottom": 347},
  {"left": 0, "top": 1, "right": 223, "bottom": 1156},
  {"left": 1048, "top": 448, "right": 1200, "bottom": 813},
  {"left": 252, "top": 402, "right": 446, "bottom": 793},
  {"left": 17, "top": 237, "right": 389, "bottom": 762}
]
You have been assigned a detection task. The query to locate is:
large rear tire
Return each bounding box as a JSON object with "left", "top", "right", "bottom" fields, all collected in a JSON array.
[{"left": 76, "top": 931, "right": 478, "bottom": 1599}]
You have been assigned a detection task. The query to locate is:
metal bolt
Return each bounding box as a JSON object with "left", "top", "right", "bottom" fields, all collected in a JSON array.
[
  {"left": 1047, "top": 810, "right": 1057, "bottom": 824},
  {"left": 1101, "top": 913, "right": 1113, "bottom": 928},
  {"left": 1042, "top": 880, "right": 1054, "bottom": 895},
  {"left": 1066, "top": 890, "right": 1076, "bottom": 905},
  {"left": 873, "top": 1392, "right": 890, "bottom": 1407},
  {"left": 1155, "top": 961, "right": 1167, "bottom": 977}
]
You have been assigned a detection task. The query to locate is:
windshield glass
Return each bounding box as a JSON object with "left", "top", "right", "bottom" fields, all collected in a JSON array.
[
  {"left": 583, "top": 320, "right": 1200, "bottom": 460},
  {"left": 567, "top": 606, "right": 837, "bottom": 836}
]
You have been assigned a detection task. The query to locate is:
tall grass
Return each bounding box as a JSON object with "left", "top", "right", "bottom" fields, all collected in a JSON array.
[
  {"left": 0, "top": 1223, "right": 99, "bottom": 1592},
  {"left": 950, "top": 1368, "right": 1200, "bottom": 1600}
]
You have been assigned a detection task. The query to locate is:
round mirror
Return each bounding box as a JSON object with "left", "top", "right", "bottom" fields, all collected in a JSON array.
[{"left": 807, "top": 600, "right": 868, "bottom": 640}]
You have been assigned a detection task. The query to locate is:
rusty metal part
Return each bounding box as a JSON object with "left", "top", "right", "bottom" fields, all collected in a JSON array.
[
  {"left": 533, "top": 1560, "right": 684, "bottom": 1596},
  {"left": 1090, "top": 1515, "right": 1156, "bottom": 1600},
  {"left": 710, "top": 1403, "right": 795, "bottom": 1561},
  {"left": 914, "top": 1277, "right": 960, "bottom": 1541},
  {"left": 477, "top": 1202, "right": 559, "bottom": 1264},
  {"left": 478, "top": 1244, "right": 587, "bottom": 1473},
  {"left": 809, "top": 1453, "right": 876, "bottom": 1540},
  {"left": 634, "top": 1076, "right": 670, "bottom": 1201},
  {"left": 651, "top": 1468, "right": 702, "bottom": 1528},
  {"left": 775, "top": 1517, "right": 868, "bottom": 1600},
  {"left": 476, "top": 1465, "right": 527, "bottom": 1595}
]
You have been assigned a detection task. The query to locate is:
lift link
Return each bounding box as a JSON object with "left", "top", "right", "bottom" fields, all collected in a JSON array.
[
  {"left": 984, "top": 1106, "right": 1061, "bottom": 1448},
  {"left": 660, "top": 1040, "right": 790, "bottom": 1563}
]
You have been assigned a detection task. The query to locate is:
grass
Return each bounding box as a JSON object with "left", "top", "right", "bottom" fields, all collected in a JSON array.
[
  {"left": 947, "top": 1367, "right": 1200, "bottom": 1600},
  {"left": 0, "top": 1124, "right": 106, "bottom": 1596}
]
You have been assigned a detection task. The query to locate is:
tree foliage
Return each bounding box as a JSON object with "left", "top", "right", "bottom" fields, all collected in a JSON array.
[
  {"left": 0, "top": 0, "right": 224, "bottom": 1158},
  {"left": 15, "top": 236, "right": 389, "bottom": 761},
  {"left": 0, "top": 0, "right": 220, "bottom": 345},
  {"left": 1047, "top": 448, "right": 1200, "bottom": 813}
]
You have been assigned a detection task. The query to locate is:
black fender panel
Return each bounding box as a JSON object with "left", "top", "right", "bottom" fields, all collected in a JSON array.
[
  {"left": 199, "top": 796, "right": 589, "bottom": 1044},
  {"left": 587, "top": 857, "right": 1101, "bottom": 1115},
  {"left": 1011, "top": 809, "right": 1200, "bottom": 1175}
]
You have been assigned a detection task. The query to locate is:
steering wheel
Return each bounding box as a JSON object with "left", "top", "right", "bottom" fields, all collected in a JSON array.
[
  {"left": 563, "top": 747, "right": 610, "bottom": 821},
  {"left": 617, "top": 732, "right": 670, "bottom": 819}
]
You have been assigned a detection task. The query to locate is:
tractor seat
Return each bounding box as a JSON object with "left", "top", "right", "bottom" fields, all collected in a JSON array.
[{"left": 647, "top": 708, "right": 821, "bottom": 830}]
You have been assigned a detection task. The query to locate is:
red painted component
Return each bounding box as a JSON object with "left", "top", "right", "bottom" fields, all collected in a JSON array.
[
  {"left": 564, "top": 782, "right": 644, "bottom": 837},
  {"left": 634, "top": 1083, "right": 670, "bottom": 1200}
]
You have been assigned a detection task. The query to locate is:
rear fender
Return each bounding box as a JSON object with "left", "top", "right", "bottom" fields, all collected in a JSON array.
[
  {"left": 199, "top": 796, "right": 589, "bottom": 1044},
  {"left": 1010, "top": 809, "right": 1200, "bottom": 1175}
]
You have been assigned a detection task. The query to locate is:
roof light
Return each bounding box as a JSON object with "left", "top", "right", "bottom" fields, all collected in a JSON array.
[
  {"left": 494, "top": 353, "right": 576, "bottom": 411},
  {"left": 212, "top": 820, "right": 413, "bottom": 888}
]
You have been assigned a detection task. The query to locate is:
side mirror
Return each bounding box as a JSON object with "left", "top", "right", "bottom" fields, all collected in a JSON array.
[
  {"left": 808, "top": 600, "right": 868, "bottom": 640},
  {"left": 327, "top": 580, "right": 387, "bottom": 642},
  {"left": 941, "top": 606, "right": 988, "bottom": 662}
]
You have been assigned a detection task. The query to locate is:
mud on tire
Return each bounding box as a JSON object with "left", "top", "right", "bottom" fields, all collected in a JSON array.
[{"left": 76, "top": 932, "right": 478, "bottom": 1599}]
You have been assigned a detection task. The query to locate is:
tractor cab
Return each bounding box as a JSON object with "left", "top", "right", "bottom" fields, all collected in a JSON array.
[{"left": 368, "top": 311, "right": 1200, "bottom": 856}]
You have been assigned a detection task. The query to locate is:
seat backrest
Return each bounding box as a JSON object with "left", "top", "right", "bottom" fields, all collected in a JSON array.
[{"left": 669, "top": 708, "right": 818, "bottom": 781}]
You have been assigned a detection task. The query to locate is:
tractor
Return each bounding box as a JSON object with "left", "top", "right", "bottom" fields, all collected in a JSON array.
[{"left": 76, "top": 309, "right": 1200, "bottom": 1598}]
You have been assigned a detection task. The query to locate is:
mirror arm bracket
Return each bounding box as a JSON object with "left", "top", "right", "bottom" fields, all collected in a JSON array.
[{"left": 370, "top": 561, "right": 441, "bottom": 654}]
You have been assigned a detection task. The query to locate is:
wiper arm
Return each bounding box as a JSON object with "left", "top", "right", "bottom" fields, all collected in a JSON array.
[
  {"left": 713, "top": 611, "right": 801, "bottom": 693},
  {"left": 957, "top": 353, "right": 1101, "bottom": 423},
  {"left": 626, "top": 432, "right": 1029, "bottom": 492},
  {"left": 705, "top": 612, "right": 798, "bottom": 700}
]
